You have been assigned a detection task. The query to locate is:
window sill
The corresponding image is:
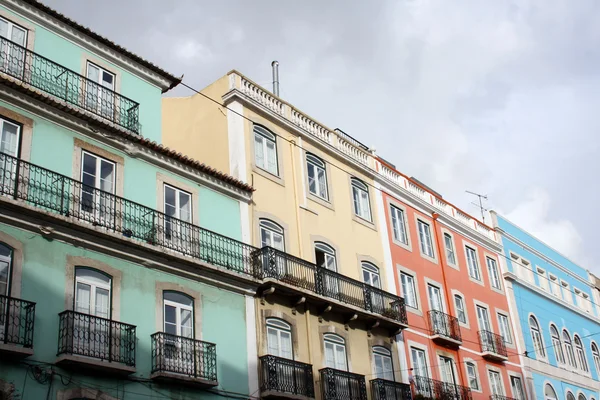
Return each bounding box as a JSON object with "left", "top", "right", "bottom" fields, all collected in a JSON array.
[
  {"left": 307, "top": 193, "right": 334, "bottom": 211},
  {"left": 418, "top": 251, "right": 438, "bottom": 265},
  {"left": 252, "top": 165, "right": 285, "bottom": 187},
  {"left": 468, "top": 276, "right": 485, "bottom": 287},
  {"left": 406, "top": 307, "right": 423, "bottom": 317},
  {"left": 352, "top": 214, "right": 377, "bottom": 232},
  {"left": 392, "top": 238, "right": 412, "bottom": 252}
]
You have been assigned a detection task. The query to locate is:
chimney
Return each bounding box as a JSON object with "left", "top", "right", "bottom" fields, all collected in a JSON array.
[{"left": 272, "top": 60, "right": 280, "bottom": 96}]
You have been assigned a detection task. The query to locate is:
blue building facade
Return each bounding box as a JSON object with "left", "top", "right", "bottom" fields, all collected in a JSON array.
[{"left": 492, "top": 211, "right": 600, "bottom": 400}]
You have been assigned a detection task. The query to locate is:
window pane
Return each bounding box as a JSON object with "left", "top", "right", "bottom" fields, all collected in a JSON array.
[
  {"left": 164, "top": 304, "right": 177, "bottom": 324},
  {"left": 0, "top": 260, "right": 9, "bottom": 296},
  {"left": 87, "top": 63, "right": 100, "bottom": 81},
  {"left": 254, "top": 135, "right": 264, "bottom": 168},
  {"left": 0, "top": 122, "right": 19, "bottom": 157},
  {"left": 164, "top": 186, "right": 176, "bottom": 217},
  {"left": 95, "top": 287, "right": 110, "bottom": 318},
  {"left": 179, "top": 191, "right": 191, "bottom": 222},
  {"left": 75, "top": 282, "right": 91, "bottom": 314},
  {"left": 0, "top": 20, "right": 8, "bottom": 39},
  {"left": 99, "top": 160, "right": 114, "bottom": 193}
]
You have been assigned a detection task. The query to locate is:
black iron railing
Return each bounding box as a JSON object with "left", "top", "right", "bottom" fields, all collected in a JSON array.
[
  {"left": 490, "top": 395, "right": 516, "bottom": 400},
  {"left": 412, "top": 376, "right": 472, "bottom": 400},
  {"left": 255, "top": 247, "right": 408, "bottom": 324},
  {"left": 478, "top": 330, "right": 507, "bottom": 358},
  {"left": 151, "top": 332, "right": 217, "bottom": 382},
  {"left": 0, "top": 294, "right": 35, "bottom": 347},
  {"left": 320, "top": 368, "right": 367, "bottom": 400},
  {"left": 0, "top": 36, "right": 141, "bottom": 133},
  {"left": 370, "top": 379, "right": 412, "bottom": 400},
  {"left": 428, "top": 310, "right": 461, "bottom": 342},
  {"left": 260, "top": 355, "right": 314, "bottom": 398},
  {"left": 57, "top": 310, "right": 136, "bottom": 366},
  {"left": 0, "top": 152, "right": 257, "bottom": 277}
]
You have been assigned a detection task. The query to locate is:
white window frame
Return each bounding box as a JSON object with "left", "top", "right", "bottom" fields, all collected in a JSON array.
[
  {"left": 266, "top": 318, "right": 293, "bottom": 359},
  {"left": 417, "top": 219, "right": 434, "bottom": 258},
  {"left": 351, "top": 178, "right": 372, "bottom": 222},
  {"left": 548, "top": 273, "right": 560, "bottom": 297},
  {"left": 410, "top": 346, "right": 429, "bottom": 378},
  {"left": 74, "top": 268, "right": 111, "bottom": 318},
  {"left": 536, "top": 267, "right": 548, "bottom": 291},
  {"left": 465, "top": 246, "right": 481, "bottom": 281},
  {"left": 476, "top": 304, "right": 492, "bottom": 332},
  {"left": 574, "top": 334, "right": 590, "bottom": 373},
  {"left": 454, "top": 294, "right": 467, "bottom": 324},
  {"left": 591, "top": 342, "right": 600, "bottom": 375},
  {"left": 163, "top": 291, "right": 194, "bottom": 338},
  {"left": 80, "top": 150, "right": 116, "bottom": 220},
  {"left": 563, "top": 329, "right": 577, "bottom": 368},
  {"left": 529, "top": 315, "right": 546, "bottom": 359},
  {"left": 0, "top": 117, "right": 21, "bottom": 158},
  {"left": 0, "top": 243, "right": 12, "bottom": 297},
  {"left": 401, "top": 272, "right": 418, "bottom": 309},
  {"left": 465, "top": 362, "right": 480, "bottom": 391},
  {"left": 85, "top": 61, "right": 116, "bottom": 117},
  {"left": 509, "top": 375, "right": 525, "bottom": 400},
  {"left": 390, "top": 205, "right": 408, "bottom": 245},
  {"left": 323, "top": 333, "right": 348, "bottom": 371},
  {"left": 259, "top": 219, "right": 285, "bottom": 250},
  {"left": 544, "top": 383, "right": 558, "bottom": 400},
  {"left": 362, "top": 262, "right": 381, "bottom": 288},
  {"left": 306, "top": 153, "right": 328, "bottom": 200},
  {"left": 486, "top": 257, "right": 501, "bottom": 290},
  {"left": 163, "top": 184, "right": 193, "bottom": 238},
  {"left": 497, "top": 313, "right": 512, "bottom": 344},
  {"left": 254, "top": 125, "right": 278, "bottom": 176},
  {"left": 372, "top": 346, "right": 394, "bottom": 381},
  {"left": 561, "top": 280, "right": 573, "bottom": 304},
  {"left": 443, "top": 233, "right": 456, "bottom": 266},
  {"left": 550, "top": 324, "right": 565, "bottom": 365},
  {"left": 487, "top": 369, "right": 504, "bottom": 396}
]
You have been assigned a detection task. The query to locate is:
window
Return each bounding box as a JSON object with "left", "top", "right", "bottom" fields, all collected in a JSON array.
[
  {"left": 444, "top": 233, "right": 456, "bottom": 265},
  {"left": 266, "top": 318, "right": 292, "bottom": 359},
  {"left": 0, "top": 17, "right": 27, "bottom": 76},
  {"left": 351, "top": 178, "right": 371, "bottom": 221},
  {"left": 324, "top": 334, "right": 347, "bottom": 371},
  {"left": 544, "top": 384, "right": 557, "bottom": 400},
  {"left": 315, "top": 243, "right": 338, "bottom": 295},
  {"left": 574, "top": 334, "right": 589, "bottom": 372},
  {"left": 550, "top": 324, "right": 565, "bottom": 364},
  {"left": 306, "top": 154, "right": 328, "bottom": 200},
  {"left": 454, "top": 295, "right": 466, "bottom": 324},
  {"left": 163, "top": 291, "right": 193, "bottom": 338},
  {"left": 417, "top": 220, "right": 434, "bottom": 258},
  {"left": 390, "top": 205, "right": 408, "bottom": 245},
  {"left": 510, "top": 252, "right": 534, "bottom": 282},
  {"left": 536, "top": 267, "right": 548, "bottom": 292},
  {"left": 567, "top": 392, "right": 576, "bottom": 400},
  {"left": 465, "top": 246, "right": 481, "bottom": 281},
  {"left": 400, "top": 272, "right": 418, "bottom": 309},
  {"left": 0, "top": 117, "right": 20, "bottom": 157},
  {"left": 254, "top": 125, "right": 278, "bottom": 175},
  {"left": 581, "top": 293, "right": 592, "bottom": 313},
  {"left": 86, "top": 62, "right": 116, "bottom": 118},
  {"left": 164, "top": 184, "right": 192, "bottom": 245},
  {"left": 0, "top": 243, "right": 12, "bottom": 296},
  {"left": 466, "top": 362, "right": 479, "bottom": 390},
  {"left": 529, "top": 316, "right": 545, "bottom": 358},
  {"left": 259, "top": 219, "right": 284, "bottom": 251},
  {"left": 75, "top": 268, "right": 111, "bottom": 318},
  {"left": 410, "top": 347, "right": 428, "bottom": 378},
  {"left": 438, "top": 355, "right": 455, "bottom": 384},
  {"left": 373, "top": 346, "right": 394, "bottom": 381},
  {"left": 80, "top": 151, "right": 116, "bottom": 219},
  {"left": 510, "top": 376, "right": 525, "bottom": 400},
  {"left": 488, "top": 370, "right": 503, "bottom": 396},
  {"left": 548, "top": 274, "right": 560, "bottom": 297},
  {"left": 476, "top": 305, "right": 491, "bottom": 332},
  {"left": 579, "top": 394, "right": 588, "bottom": 400},
  {"left": 591, "top": 342, "right": 600, "bottom": 375},
  {"left": 427, "top": 284, "right": 443, "bottom": 313},
  {"left": 362, "top": 262, "right": 380, "bottom": 288},
  {"left": 563, "top": 330, "right": 577, "bottom": 368},
  {"left": 497, "top": 313, "right": 512, "bottom": 344},
  {"left": 561, "top": 281, "right": 573, "bottom": 304},
  {"left": 486, "top": 257, "right": 501, "bottom": 289}
]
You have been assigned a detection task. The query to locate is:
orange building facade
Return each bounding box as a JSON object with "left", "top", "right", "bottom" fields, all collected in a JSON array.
[{"left": 379, "top": 171, "right": 527, "bottom": 399}]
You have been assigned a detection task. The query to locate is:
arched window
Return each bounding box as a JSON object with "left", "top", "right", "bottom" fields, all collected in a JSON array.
[
  {"left": 550, "top": 324, "right": 565, "bottom": 364},
  {"left": 324, "top": 333, "right": 347, "bottom": 371},
  {"left": 529, "top": 315, "right": 545, "bottom": 358},
  {"left": 266, "top": 318, "right": 292, "bottom": 359},
  {"left": 306, "top": 153, "right": 328, "bottom": 200},
  {"left": 362, "top": 262, "right": 380, "bottom": 288},
  {"left": 75, "top": 268, "right": 111, "bottom": 318},
  {"left": 574, "top": 334, "right": 589, "bottom": 372},
  {"left": 163, "top": 291, "right": 194, "bottom": 338},
  {"left": 0, "top": 242, "right": 13, "bottom": 296},
  {"left": 373, "top": 346, "right": 394, "bottom": 381},
  {"left": 544, "top": 384, "right": 557, "bottom": 400},
  {"left": 591, "top": 342, "right": 600, "bottom": 375},
  {"left": 465, "top": 362, "right": 479, "bottom": 390},
  {"left": 563, "top": 330, "right": 577, "bottom": 368},
  {"left": 578, "top": 394, "right": 587, "bottom": 400},
  {"left": 315, "top": 242, "right": 336, "bottom": 271},
  {"left": 567, "top": 392, "right": 576, "bottom": 400},
  {"left": 254, "top": 125, "right": 278, "bottom": 175},
  {"left": 259, "top": 219, "right": 284, "bottom": 251},
  {"left": 351, "top": 178, "right": 371, "bottom": 221}
]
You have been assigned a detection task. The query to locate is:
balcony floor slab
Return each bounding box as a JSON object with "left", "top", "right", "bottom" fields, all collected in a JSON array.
[
  {"left": 150, "top": 371, "right": 218, "bottom": 388},
  {"left": 55, "top": 354, "right": 135, "bottom": 376},
  {"left": 0, "top": 342, "right": 34, "bottom": 359}
]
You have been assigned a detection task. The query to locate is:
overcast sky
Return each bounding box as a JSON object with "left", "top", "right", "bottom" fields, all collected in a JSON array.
[{"left": 44, "top": 0, "right": 600, "bottom": 273}]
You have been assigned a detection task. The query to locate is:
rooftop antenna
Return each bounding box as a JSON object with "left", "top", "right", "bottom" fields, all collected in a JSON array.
[
  {"left": 465, "top": 190, "right": 488, "bottom": 223},
  {"left": 271, "top": 61, "right": 280, "bottom": 96}
]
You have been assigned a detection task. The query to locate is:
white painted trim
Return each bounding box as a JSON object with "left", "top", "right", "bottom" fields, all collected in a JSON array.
[
  {"left": 240, "top": 202, "right": 250, "bottom": 245},
  {"left": 246, "top": 295, "right": 259, "bottom": 397},
  {"left": 375, "top": 181, "right": 396, "bottom": 294}
]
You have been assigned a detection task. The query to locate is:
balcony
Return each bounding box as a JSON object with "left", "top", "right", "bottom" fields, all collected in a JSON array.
[
  {"left": 0, "top": 36, "right": 141, "bottom": 134},
  {"left": 0, "top": 294, "right": 35, "bottom": 358},
  {"left": 370, "top": 378, "right": 412, "bottom": 400},
  {"left": 320, "top": 368, "right": 367, "bottom": 400},
  {"left": 413, "top": 376, "right": 472, "bottom": 400},
  {"left": 56, "top": 310, "right": 136, "bottom": 375},
  {"left": 427, "top": 310, "right": 461, "bottom": 348},
  {"left": 151, "top": 332, "right": 218, "bottom": 387},
  {"left": 490, "top": 396, "right": 517, "bottom": 400},
  {"left": 260, "top": 355, "right": 315, "bottom": 399},
  {"left": 256, "top": 247, "right": 408, "bottom": 331},
  {"left": 478, "top": 330, "right": 508, "bottom": 362}
]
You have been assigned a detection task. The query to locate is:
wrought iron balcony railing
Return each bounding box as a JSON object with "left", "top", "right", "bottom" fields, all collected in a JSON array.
[
  {"left": 478, "top": 330, "right": 508, "bottom": 359},
  {"left": 151, "top": 332, "right": 217, "bottom": 383},
  {"left": 255, "top": 247, "right": 408, "bottom": 324},
  {"left": 427, "top": 310, "right": 461, "bottom": 343},
  {"left": 0, "top": 36, "right": 141, "bottom": 134},
  {"left": 412, "top": 376, "right": 472, "bottom": 400},
  {"left": 0, "top": 152, "right": 257, "bottom": 277},
  {"left": 490, "top": 395, "right": 517, "bottom": 400},
  {"left": 0, "top": 294, "right": 35, "bottom": 348},
  {"left": 370, "top": 378, "right": 412, "bottom": 400},
  {"left": 260, "top": 355, "right": 315, "bottom": 398},
  {"left": 57, "top": 310, "right": 136, "bottom": 366},
  {"left": 320, "top": 368, "right": 367, "bottom": 400}
]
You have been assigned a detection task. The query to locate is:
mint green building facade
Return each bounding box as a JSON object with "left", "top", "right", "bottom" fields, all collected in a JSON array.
[{"left": 0, "top": 1, "right": 257, "bottom": 399}]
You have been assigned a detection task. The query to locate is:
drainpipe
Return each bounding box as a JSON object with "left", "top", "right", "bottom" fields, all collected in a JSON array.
[{"left": 431, "top": 213, "right": 467, "bottom": 390}]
